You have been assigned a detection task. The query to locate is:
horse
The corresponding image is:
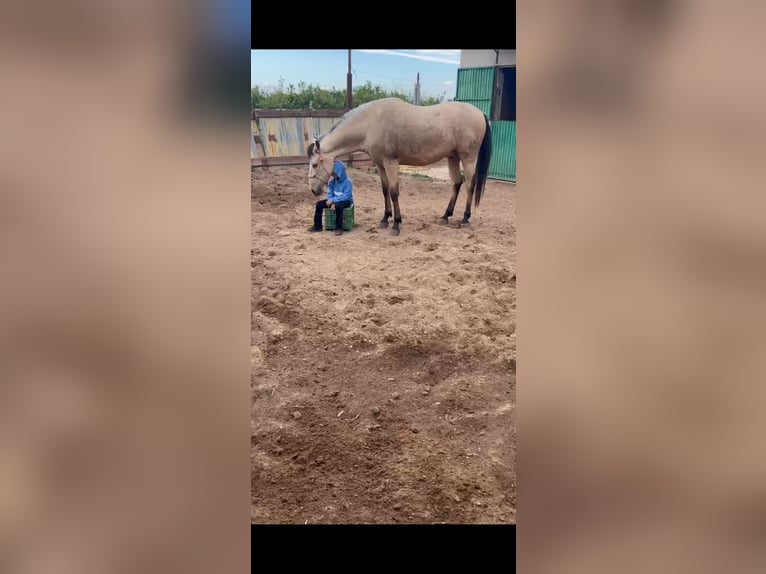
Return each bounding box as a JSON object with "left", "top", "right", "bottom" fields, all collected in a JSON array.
[{"left": 307, "top": 98, "right": 492, "bottom": 236}]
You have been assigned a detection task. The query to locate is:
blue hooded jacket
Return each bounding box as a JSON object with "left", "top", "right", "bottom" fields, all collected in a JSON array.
[{"left": 326, "top": 161, "right": 354, "bottom": 204}]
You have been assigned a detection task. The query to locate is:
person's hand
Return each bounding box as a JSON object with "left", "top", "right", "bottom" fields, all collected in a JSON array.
[
  {"left": 331, "top": 204, "right": 336, "bottom": 211},
  {"left": 326, "top": 200, "right": 332, "bottom": 207}
]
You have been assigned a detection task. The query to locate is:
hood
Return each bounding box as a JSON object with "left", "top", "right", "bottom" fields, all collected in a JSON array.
[{"left": 332, "top": 161, "right": 348, "bottom": 181}]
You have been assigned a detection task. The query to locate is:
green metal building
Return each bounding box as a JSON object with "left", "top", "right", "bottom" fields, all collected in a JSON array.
[{"left": 455, "top": 50, "right": 516, "bottom": 182}]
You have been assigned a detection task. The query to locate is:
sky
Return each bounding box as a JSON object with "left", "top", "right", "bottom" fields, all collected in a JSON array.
[{"left": 251, "top": 50, "right": 461, "bottom": 101}]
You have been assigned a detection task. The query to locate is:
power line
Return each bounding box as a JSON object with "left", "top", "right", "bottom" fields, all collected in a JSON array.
[
  {"left": 353, "top": 68, "right": 453, "bottom": 87},
  {"left": 353, "top": 68, "right": 410, "bottom": 82}
]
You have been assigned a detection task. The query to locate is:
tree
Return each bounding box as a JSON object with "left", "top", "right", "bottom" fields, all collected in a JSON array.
[{"left": 251, "top": 80, "right": 447, "bottom": 110}]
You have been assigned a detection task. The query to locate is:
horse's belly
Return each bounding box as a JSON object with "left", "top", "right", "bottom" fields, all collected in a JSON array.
[{"left": 399, "top": 148, "right": 451, "bottom": 166}]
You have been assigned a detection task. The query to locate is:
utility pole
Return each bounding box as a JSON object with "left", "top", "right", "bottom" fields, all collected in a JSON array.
[
  {"left": 346, "top": 49, "right": 353, "bottom": 110},
  {"left": 415, "top": 73, "right": 421, "bottom": 106}
]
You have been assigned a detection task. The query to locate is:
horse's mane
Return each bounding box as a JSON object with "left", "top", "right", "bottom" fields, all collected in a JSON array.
[
  {"left": 319, "top": 98, "right": 404, "bottom": 141},
  {"left": 309, "top": 98, "right": 405, "bottom": 157}
]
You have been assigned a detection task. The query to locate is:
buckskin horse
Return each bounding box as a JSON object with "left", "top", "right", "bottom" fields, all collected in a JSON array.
[{"left": 307, "top": 98, "right": 492, "bottom": 236}]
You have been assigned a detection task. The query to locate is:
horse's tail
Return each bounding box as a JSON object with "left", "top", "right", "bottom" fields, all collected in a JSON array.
[{"left": 474, "top": 115, "right": 492, "bottom": 209}]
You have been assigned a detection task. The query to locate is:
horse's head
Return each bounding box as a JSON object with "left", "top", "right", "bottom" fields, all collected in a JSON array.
[{"left": 307, "top": 140, "right": 335, "bottom": 196}]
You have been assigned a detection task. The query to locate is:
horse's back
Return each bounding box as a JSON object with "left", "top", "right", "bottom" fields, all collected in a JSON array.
[
  {"left": 361, "top": 98, "right": 487, "bottom": 162},
  {"left": 365, "top": 98, "right": 483, "bottom": 123},
  {"left": 436, "top": 101, "right": 486, "bottom": 122}
]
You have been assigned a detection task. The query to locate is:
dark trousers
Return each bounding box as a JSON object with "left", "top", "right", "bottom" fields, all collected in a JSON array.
[{"left": 314, "top": 199, "right": 352, "bottom": 230}]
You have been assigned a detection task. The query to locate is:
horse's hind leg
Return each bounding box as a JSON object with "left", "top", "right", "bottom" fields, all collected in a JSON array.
[
  {"left": 375, "top": 162, "right": 393, "bottom": 228},
  {"left": 460, "top": 156, "right": 478, "bottom": 226},
  {"left": 440, "top": 154, "right": 463, "bottom": 225},
  {"left": 381, "top": 160, "right": 402, "bottom": 236}
]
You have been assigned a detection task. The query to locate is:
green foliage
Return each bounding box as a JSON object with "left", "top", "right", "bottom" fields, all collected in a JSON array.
[
  {"left": 420, "top": 95, "right": 444, "bottom": 106},
  {"left": 251, "top": 79, "right": 447, "bottom": 110}
]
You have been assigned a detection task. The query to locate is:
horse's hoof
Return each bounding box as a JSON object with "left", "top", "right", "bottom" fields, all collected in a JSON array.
[
  {"left": 438, "top": 218, "right": 449, "bottom": 225},
  {"left": 379, "top": 220, "right": 389, "bottom": 228},
  {"left": 460, "top": 220, "right": 471, "bottom": 227},
  {"left": 390, "top": 228, "right": 400, "bottom": 236}
]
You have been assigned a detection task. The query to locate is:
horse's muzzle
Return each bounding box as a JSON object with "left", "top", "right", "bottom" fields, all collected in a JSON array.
[{"left": 309, "top": 179, "right": 324, "bottom": 196}]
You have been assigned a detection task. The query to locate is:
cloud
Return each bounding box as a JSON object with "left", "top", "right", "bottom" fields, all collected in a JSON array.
[
  {"left": 356, "top": 49, "right": 460, "bottom": 65},
  {"left": 443, "top": 80, "right": 455, "bottom": 85},
  {"left": 412, "top": 50, "right": 461, "bottom": 57}
]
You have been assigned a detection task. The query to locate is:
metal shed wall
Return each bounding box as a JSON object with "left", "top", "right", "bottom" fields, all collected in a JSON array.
[
  {"left": 460, "top": 49, "right": 516, "bottom": 68},
  {"left": 455, "top": 67, "right": 494, "bottom": 117},
  {"left": 455, "top": 65, "right": 516, "bottom": 182},
  {"left": 488, "top": 121, "right": 516, "bottom": 181}
]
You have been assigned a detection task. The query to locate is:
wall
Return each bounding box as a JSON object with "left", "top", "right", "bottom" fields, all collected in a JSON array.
[
  {"left": 488, "top": 121, "right": 516, "bottom": 181},
  {"left": 251, "top": 109, "right": 373, "bottom": 168},
  {"left": 454, "top": 64, "right": 517, "bottom": 181},
  {"left": 459, "top": 50, "right": 516, "bottom": 69},
  {"left": 455, "top": 67, "right": 495, "bottom": 116}
]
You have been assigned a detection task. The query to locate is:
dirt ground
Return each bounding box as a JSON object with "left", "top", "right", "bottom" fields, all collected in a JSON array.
[{"left": 251, "top": 163, "right": 516, "bottom": 524}]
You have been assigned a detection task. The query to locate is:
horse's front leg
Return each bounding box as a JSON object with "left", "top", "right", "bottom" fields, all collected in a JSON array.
[
  {"left": 382, "top": 161, "right": 402, "bottom": 235},
  {"left": 375, "top": 163, "right": 392, "bottom": 228}
]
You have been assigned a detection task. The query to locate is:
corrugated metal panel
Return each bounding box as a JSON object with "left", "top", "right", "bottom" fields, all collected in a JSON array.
[
  {"left": 455, "top": 67, "right": 494, "bottom": 116},
  {"left": 251, "top": 120, "right": 260, "bottom": 158},
  {"left": 305, "top": 117, "right": 339, "bottom": 147},
  {"left": 252, "top": 115, "right": 341, "bottom": 157},
  {"left": 456, "top": 67, "right": 494, "bottom": 99},
  {"left": 259, "top": 117, "right": 305, "bottom": 157},
  {"left": 454, "top": 66, "right": 515, "bottom": 181},
  {"left": 488, "top": 120, "right": 516, "bottom": 181}
]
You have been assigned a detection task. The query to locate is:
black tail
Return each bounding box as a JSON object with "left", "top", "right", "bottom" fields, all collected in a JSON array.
[{"left": 473, "top": 116, "right": 492, "bottom": 209}]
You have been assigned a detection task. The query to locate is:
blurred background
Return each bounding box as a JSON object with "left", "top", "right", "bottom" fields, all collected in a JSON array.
[
  {"left": 520, "top": 0, "right": 766, "bottom": 572},
  {"left": 0, "top": 0, "right": 250, "bottom": 572},
  {"left": 2, "top": 0, "right": 766, "bottom": 570}
]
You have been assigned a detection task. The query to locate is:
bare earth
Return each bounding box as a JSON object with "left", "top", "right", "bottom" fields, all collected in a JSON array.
[{"left": 251, "top": 164, "right": 516, "bottom": 524}]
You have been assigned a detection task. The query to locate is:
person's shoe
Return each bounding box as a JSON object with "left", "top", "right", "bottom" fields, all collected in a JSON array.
[
  {"left": 334, "top": 228, "right": 343, "bottom": 236},
  {"left": 307, "top": 226, "right": 322, "bottom": 232}
]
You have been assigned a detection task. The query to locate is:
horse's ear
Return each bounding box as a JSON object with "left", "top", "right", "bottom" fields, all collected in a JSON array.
[{"left": 315, "top": 140, "right": 321, "bottom": 152}]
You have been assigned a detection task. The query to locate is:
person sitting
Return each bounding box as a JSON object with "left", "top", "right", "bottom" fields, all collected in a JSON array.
[{"left": 308, "top": 161, "right": 354, "bottom": 236}]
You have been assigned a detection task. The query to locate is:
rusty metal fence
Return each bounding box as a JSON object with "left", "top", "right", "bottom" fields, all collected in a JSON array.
[{"left": 251, "top": 109, "right": 373, "bottom": 169}]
